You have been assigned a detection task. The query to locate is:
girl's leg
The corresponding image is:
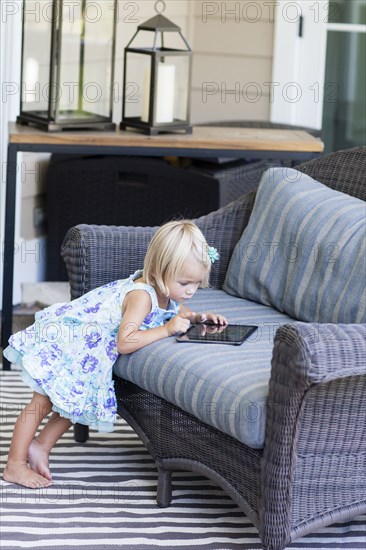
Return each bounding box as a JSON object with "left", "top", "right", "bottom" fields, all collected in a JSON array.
[
  {"left": 3, "top": 391, "right": 53, "bottom": 488},
  {"left": 28, "top": 412, "right": 72, "bottom": 480}
]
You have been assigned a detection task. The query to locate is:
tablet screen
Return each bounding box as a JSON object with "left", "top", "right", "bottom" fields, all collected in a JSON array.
[{"left": 176, "top": 323, "right": 258, "bottom": 345}]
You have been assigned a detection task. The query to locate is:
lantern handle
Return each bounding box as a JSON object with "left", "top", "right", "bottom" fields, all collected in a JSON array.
[{"left": 154, "top": 0, "right": 166, "bottom": 14}]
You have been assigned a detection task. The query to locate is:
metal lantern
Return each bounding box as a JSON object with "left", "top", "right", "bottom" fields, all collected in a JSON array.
[
  {"left": 17, "top": 0, "right": 117, "bottom": 131},
  {"left": 121, "top": 1, "right": 192, "bottom": 135}
]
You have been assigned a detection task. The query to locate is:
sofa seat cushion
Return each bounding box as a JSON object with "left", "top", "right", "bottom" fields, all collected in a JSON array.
[
  {"left": 114, "top": 289, "right": 294, "bottom": 449},
  {"left": 223, "top": 167, "right": 366, "bottom": 323}
]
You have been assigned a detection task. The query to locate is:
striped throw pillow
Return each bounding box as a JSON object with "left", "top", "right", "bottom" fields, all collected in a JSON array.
[{"left": 223, "top": 167, "right": 366, "bottom": 323}]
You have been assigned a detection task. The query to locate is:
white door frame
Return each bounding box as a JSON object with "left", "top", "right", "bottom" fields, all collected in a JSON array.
[
  {"left": 271, "top": 1, "right": 366, "bottom": 131},
  {"left": 270, "top": 0, "right": 328, "bottom": 129}
]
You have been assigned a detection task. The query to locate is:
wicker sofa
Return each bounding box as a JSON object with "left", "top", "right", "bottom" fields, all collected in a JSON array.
[{"left": 61, "top": 147, "right": 366, "bottom": 550}]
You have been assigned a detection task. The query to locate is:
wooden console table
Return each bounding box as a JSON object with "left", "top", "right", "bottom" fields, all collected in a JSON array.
[{"left": 2, "top": 122, "right": 323, "bottom": 369}]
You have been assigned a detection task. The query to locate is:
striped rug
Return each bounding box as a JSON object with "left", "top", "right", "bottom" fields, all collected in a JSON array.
[{"left": 1, "top": 369, "right": 365, "bottom": 550}]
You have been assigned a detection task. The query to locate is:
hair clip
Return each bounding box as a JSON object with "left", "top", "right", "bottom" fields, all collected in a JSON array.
[{"left": 207, "top": 246, "right": 220, "bottom": 264}]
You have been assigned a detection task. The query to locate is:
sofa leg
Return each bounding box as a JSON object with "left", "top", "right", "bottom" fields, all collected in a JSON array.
[
  {"left": 74, "top": 423, "right": 89, "bottom": 443},
  {"left": 156, "top": 466, "right": 172, "bottom": 508}
]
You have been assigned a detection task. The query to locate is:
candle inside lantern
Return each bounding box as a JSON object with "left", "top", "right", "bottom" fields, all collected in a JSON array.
[
  {"left": 141, "top": 67, "right": 151, "bottom": 123},
  {"left": 155, "top": 63, "right": 175, "bottom": 123},
  {"left": 24, "top": 57, "right": 39, "bottom": 103}
]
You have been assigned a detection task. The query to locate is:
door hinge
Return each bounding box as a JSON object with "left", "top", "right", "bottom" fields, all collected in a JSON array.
[{"left": 299, "top": 14, "right": 304, "bottom": 37}]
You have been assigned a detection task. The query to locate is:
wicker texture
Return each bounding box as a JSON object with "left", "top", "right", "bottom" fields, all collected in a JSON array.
[
  {"left": 260, "top": 323, "right": 366, "bottom": 549},
  {"left": 297, "top": 146, "right": 366, "bottom": 200},
  {"left": 61, "top": 225, "right": 155, "bottom": 299},
  {"left": 113, "top": 377, "right": 263, "bottom": 527},
  {"left": 61, "top": 147, "right": 366, "bottom": 550}
]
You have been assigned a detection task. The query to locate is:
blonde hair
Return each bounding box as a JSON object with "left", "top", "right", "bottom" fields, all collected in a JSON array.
[{"left": 144, "top": 220, "right": 211, "bottom": 296}]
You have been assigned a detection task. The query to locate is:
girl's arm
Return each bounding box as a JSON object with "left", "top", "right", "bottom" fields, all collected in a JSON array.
[
  {"left": 117, "top": 291, "right": 190, "bottom": 354},
  {"left": 179, "top": 304, "right": 228, "bottom": 325}
]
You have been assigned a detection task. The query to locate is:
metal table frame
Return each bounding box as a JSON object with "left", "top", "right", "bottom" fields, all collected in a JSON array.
[{"left": 2, "top": 128, "right": 322, "bottom": 369}]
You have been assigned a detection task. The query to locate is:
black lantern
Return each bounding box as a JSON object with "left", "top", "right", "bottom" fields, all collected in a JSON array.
[
  {"left": 121, "top": 0, "right": 192, "bottom": 135},
  {"left": 17, "top": 0, "right": 117, "bottom": 131}
]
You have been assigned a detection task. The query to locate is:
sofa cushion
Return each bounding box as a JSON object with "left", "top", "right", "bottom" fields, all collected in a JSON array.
[
  {"left": 223, "top": 167, "right": 366, "bottom": 323},
  {"left": 114, "top": 289, "right": 294, "bottom": 449}
]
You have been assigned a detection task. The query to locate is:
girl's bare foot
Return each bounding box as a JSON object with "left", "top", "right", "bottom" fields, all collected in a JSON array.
[
  {"left": 28, "top": 439, "right": 52, "bottom": 481},
  {"left": 3, "top": 462, "right": 52, "bottom": 489}
]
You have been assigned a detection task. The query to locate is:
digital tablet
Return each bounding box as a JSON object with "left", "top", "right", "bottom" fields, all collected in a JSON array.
[{"left": 176, "top": 323, "right": 258, "bottom": 345}]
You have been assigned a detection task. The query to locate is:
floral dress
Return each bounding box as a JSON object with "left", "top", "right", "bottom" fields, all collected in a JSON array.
[{"left": 4, "top": 270, "right": 179, "bottom": 432}]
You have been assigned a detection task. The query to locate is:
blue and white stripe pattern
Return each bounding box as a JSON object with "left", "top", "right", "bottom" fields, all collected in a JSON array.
[
  {"left": 115, "top": 289, "right": 294, "bottom": 449},
  {"left": 223, "top": 167, "right": 366, "bottom": 324},
  {"left": 1, "top": 370, "right": 365, "bottom": 549}
]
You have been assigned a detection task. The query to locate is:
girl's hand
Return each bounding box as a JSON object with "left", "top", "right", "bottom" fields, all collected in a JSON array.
[
  {"left": 197, "top": 312, "right": 228, "bottom": 326},
  {"left": 166, "top": 313, "right": 191, "bottom": 336}
]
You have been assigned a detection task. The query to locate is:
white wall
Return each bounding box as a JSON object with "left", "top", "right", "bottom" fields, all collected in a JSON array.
[
  {"left": 190, "top": 1, "right": 275, "bottom": 123},
  {"left": 271, "top": 0, "right": 328, "bottom": 129}
]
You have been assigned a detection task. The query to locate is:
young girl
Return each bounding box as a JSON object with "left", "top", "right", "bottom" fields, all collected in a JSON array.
[{"left": 3, "top": 220, "right": 227, "bottom": 489}]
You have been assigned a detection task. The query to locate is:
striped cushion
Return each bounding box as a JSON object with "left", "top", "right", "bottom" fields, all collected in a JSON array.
[
  {"left": 223, "top": 167, "right": 366, "bottom": 323},
  {"left": 114, "top": 289, "right": 294, "bottom": 449}
]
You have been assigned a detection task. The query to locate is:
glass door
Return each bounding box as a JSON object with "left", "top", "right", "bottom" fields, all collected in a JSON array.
[{"left": 322, "top": 0, "right": 366, "bottom": 152}]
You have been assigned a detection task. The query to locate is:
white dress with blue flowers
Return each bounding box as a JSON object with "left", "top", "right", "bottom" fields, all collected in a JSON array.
[{"left": 4, "top": 270, "right": 179, "bottom": 433}]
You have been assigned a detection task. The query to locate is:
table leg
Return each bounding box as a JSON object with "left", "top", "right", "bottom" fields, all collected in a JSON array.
[{"left": 2, "top": 144, "right": 18, "bottom": 370}]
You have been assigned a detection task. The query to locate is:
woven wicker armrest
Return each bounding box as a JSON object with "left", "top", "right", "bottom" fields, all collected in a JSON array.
[
  {"left": 261, "top": 321, "right": 366, "bottom": 549},
  {"left": 61, "top": 224, "right": 156, "bottom": 299},
  {"left": 271, "top": 322, "right": 366, "bottom": 385}
]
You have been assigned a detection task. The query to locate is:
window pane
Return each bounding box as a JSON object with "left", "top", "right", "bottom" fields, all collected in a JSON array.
[
  {"left": 328, "top": 0, "right": 366, "bottom": 25},
  {"left": 322, "top": 31, "right": 366, "bottom": 152}
]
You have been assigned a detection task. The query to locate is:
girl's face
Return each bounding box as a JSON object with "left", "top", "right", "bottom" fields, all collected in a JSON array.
[{"left": 165, "top": 257, "right": 207, "bottom": 303}]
